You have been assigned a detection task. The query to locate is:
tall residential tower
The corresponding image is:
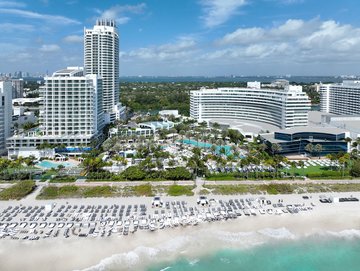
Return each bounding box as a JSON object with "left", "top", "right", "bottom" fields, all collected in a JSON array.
[
  {"left": 84, "top": 19, "right": 124, "bottom": 123},
  {"left": 0, "top": 81, "right": 12, "bottom": 154}
]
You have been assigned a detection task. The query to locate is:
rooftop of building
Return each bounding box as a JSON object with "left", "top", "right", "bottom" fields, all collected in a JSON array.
[
  {"left": 12, "top": 97, "right": 43, "bottom": 105},
  {"left": 321, "top": 80, "right": 360, "bottom": 88},
  {"left": 308, "top": 111, "right": 334, "bottom": 126},
  {"left": 51, "top": 67, "right": 84, "bottom": 77},
  {"left": 273, "top": 126, "right": 347, "bottom": 134},
  {"left": 96, "top": 19, "right": 117, "bottom": 28},
  {"left": 261, "top": 126, "right": 349, "bottom": 143},
  {"left": 206, "top": 118, "right": 279, "bottom": 135},
  {"left": 192, "top": 83, "right": 303, "bottom": 93}
]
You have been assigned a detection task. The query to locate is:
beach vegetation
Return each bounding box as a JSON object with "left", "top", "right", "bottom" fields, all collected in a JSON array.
[
  {"left": 49, "top": 176, "right": 76, "bottom": 183},
  {"left": 167, "top": 184, "right": 194, "bottom": 196},
  {"left": 123, "top": 184, "right": 154, "bottom": 197},
  {"left": 350, "top": 160, "right": 360, "bottom": 177},
  {"left": 0, "top": 180, "right": 36, "bottom": 200},
  {"left": 83, "top": 186, "right": 115, "bottom": 198}
]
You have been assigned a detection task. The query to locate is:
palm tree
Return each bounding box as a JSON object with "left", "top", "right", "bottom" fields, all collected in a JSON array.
[
  {"left": 210, "top": 145, "right": 217, "bottom": 155},
  {"left": 297, "top": 160, "right": 305, "bottom": 177},
  {"left": 305, "top": 143, "right": 314, "bottom": 157},
  {"left": 271, "top": 143, "right": 282, "bottom": 156},
  {"left": 290, "top": 161, "right": 297, "bottom": 179},
  {"left": 258, "top": 143, "right": 268, "bottom": 152},
  {"left": 185, "top": 131, "right": 192, "bottom": 141},
  {"left": 314, "top": 144, "right": 323, "bottom": 158},
  {"left": 212, "top": 122, "right": 220, "bottom": 129},
  {"left": 351, "top": 149, "right": 359, "bottom": 160},
  {"left": 356, "top": 137, "right": 360, "bottom": 151}
]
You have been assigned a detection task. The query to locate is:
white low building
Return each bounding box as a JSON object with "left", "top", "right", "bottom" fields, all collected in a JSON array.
[
  {"left": 159, "top": 110, "right": 179, "bottom": 118},
  {"left": 13, "top": 107, "right": 37, "bottom": 127}
]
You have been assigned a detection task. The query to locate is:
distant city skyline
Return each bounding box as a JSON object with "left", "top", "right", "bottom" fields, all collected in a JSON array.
[{"left": 0, "top": 0, "right": 360, "bottom": 76}]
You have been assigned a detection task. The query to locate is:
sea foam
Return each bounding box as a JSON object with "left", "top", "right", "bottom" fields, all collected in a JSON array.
[{"left": 79, "top": 227, "right": 360, "bottom": 271}]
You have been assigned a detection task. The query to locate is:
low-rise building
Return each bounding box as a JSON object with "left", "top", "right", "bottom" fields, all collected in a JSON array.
[
  {"left": 109, "top": 121, "right": 175, "bottom": 138},
  {"left": 261, "top": 127, "right": 350, "bottom": 156}
]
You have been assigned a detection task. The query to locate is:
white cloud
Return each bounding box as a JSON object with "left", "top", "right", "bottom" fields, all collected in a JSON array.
[
  {"left": 218, "top": 19, "right": 313, "bottom": 45},
  {"left": 279, "top": 0, "right": 304, "bottom": 4},
  {"left": 63, "top": 35, "right": 83, "bottom": 43},
  {"left": 123, "top": 37, "right": 197, "bottom": 61},
  {"left": 0, "top": 1, "right": 26, "bottom": 8},
  {"left": 219, "top": 27, "right": 265, "bottom": 45},
  {"left": 97, "top": 3, "right": 146, "bottom": 25},
  {"left": 200, "top": 0, "right": 247, "bottom": 28},
  {"left": 209, "top": 18, "right": 360, "bottom": 65},
  {"left": 39, "top": 44, "right": 60, "bottom": 52},
  {"left": 0, "top": 8, "right": 80, "bottom": 24},
  {"left": 0, "top": 23, "right": 34, "bottom": 32}
]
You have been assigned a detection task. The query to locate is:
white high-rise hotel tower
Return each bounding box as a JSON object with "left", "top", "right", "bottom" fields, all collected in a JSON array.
[{"left": 84, "top": 19, "right": 124, "bottom": 123}]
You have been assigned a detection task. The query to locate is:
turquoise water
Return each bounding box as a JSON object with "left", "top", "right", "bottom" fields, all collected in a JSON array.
[
  {"left": 36, "top": 160, "right": 76, "bottom": 169},
  {"left": 181, "top": 139, "right": 232, "bottom": 156},
  {"left": 147, "top": 237, "right": 360, "bottom": 271}
]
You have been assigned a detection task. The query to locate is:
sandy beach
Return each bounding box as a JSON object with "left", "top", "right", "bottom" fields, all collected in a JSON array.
[{"left": 0, "top": 192, "right": 360, "bottom": 271}]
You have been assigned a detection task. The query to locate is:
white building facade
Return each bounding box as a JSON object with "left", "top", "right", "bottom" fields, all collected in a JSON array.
[
  {"left": 320, "top": 81, "right": 360, "bottom": 115},
  {"left": 190, "top": 84, "right": 310, "bottom": 129},
  {"left": 41, "top": 67, "right": 103, "bottom": 137},
  {"left": 0, "top": 81, "right": 12, "bottom": 154},
  {"left": 7, "top": 67, "right": 103, "bottom": 158},
  {"left": 84, "top": 19, "right": 123, "bottom": 123}
]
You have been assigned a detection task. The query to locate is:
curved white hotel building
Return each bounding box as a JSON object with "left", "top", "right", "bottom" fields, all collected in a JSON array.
[{"left": 190, "top": 83, "right": 311, "bottom": 129}]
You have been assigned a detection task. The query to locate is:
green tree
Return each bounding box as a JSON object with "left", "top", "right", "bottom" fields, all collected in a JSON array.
[
  {"left": 271, "top": 143, "right": 282, "bottom": 155},
  {"left": 305, "top": 143, "right": 314, "bottom": 157},
  {"left": 314, "top": 144, "right": 323, "bottom": 158},
  {"left": 350, "top": 159, "right": 360, "bottom": 177},
  {"left": 122, "top": 166, "right": 146, "bottom": 181}
]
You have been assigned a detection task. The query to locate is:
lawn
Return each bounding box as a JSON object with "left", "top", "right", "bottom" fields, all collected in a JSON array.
[{"left": 283, "top": 165, "right": 349, "bottom": 179}]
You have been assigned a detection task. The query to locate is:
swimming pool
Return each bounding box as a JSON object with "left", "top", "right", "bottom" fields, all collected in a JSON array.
[
  {"left": 36, "top": 160, "right": 76, "bottom": 169},
  {"left": 180, "top": 139, "right": 232, "bottom": 155}
]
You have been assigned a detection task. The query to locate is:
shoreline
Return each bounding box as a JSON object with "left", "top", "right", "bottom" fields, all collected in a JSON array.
[{"left": 1, "top": 192, "right": 360, "bottom": 271}]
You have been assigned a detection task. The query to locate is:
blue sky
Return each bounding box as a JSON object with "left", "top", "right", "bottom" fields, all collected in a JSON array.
[{"left": 1, "top": 0, "right": 360, "bottom": 76}]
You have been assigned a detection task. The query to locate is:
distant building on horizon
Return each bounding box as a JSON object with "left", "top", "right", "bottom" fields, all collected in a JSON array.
[
  {"left": 11, "top": 78, "right": 24, "bottom": 99},
  {"left": 84, "top": 19, "right": 125, "bottom": 123}
]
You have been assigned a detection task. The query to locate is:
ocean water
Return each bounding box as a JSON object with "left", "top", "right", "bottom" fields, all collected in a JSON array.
[
  {"left": 120, "top": 76, "right": 345, "bottom": 84},
  {"left": 147, "top": 237, "right": 360, "bottom": 271}
]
